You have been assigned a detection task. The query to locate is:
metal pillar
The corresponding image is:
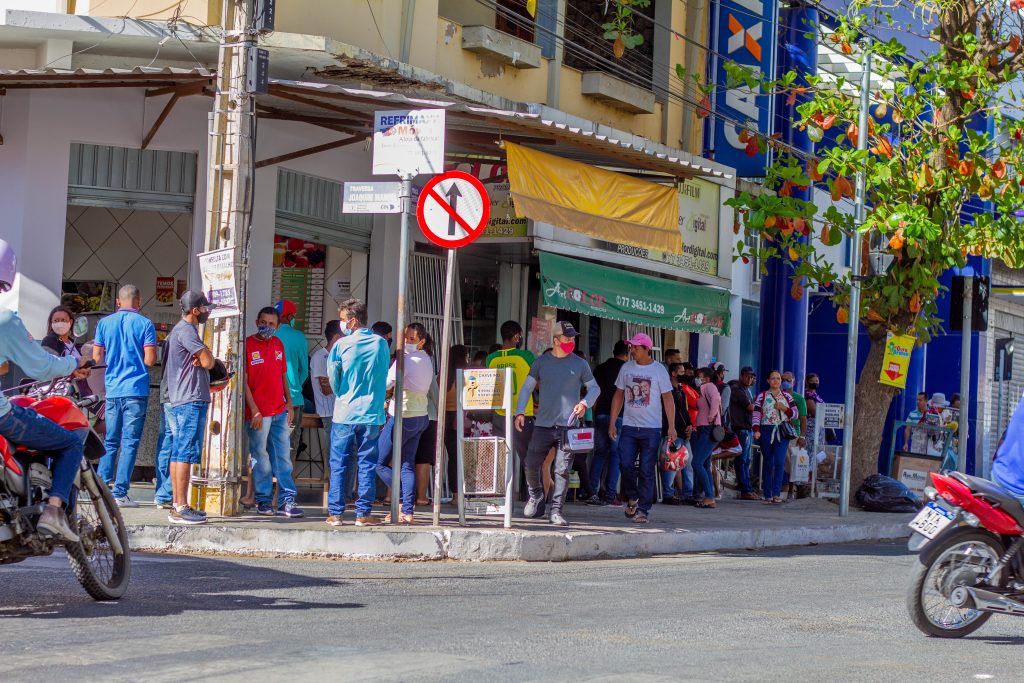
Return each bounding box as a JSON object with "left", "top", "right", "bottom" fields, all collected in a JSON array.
[
  {"left": 391, "top": 175, "right": 413, "bottom": 524},
  {"left": 432, "top": 248, "right": 456, "bottom": 527},
  {"left": 957, "top": 276, "right": 973, "bottom": 473}
]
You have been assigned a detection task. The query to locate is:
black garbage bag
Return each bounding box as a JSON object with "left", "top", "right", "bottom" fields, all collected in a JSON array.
[{"left": 855, "top": 474, "right": 923, "bottom": 513}]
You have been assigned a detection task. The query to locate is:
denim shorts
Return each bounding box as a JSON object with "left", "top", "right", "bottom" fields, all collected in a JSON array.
[{"left": 171, "top": 401, "right": 209, "bottom": 465}]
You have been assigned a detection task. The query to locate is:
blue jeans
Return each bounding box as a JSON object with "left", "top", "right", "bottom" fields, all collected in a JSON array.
[
  {"left": 691, "top": 426, "right": 717, "bottom": 501},
  {"left": 170, "top": 401, "right": 208, "bottom": 465},
  {"left": 617, "top": 425, "right": 661, "bottom": 514},
  {"left": 0, "top": 404, "right": 83, "bottom": 504},
  {"left": 661, "top": 439, "right": 693, "bottom": 498},
  {"left": 759, "top": 429, "right": 790, "bottom": 499},
  {"left": 735, "top": 429, "right": 754, "bottom": 494},
  {"left": 377, "top": 414, "right": 429, "bottom": 515},
  {"left": 153, "top": 403, "right": 175, "bottom": 504},
  {"left": 590, "top": 414, "right": 622, "bottom": 500},
  {"left": 248, "top": 411, "right": 298, "bottom": 507},
  {"left": 99, "top": 396, "right": 148, "bottom": 498},
  {"left": 329, "top": 422, "right": 382, "bottom": 517}
]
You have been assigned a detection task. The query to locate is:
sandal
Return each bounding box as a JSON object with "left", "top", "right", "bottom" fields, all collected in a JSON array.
[
  {"left": 400, "top": 513, "right": 415, "bottom": 524},
  {"left": 383, "top": 513, "right": 393, "bottom": 524},
  {"left": 624, "top": 499, "right": 639, "bottom": 518},
  {"left": 695, "top": 499, "right": 716, "bottom": 509},
  {"left": 632, "top": 512, "right": 649, "bottom": 524},
  {"left": 772, "top": 497, "right": 783, "bottom": 504},
  {"left": 762, "top": 499, "right": 774, "bottom": 505}
]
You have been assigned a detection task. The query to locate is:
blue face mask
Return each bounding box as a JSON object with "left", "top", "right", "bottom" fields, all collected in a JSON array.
[
  {"left": 257, "top": 325, "right": 276, "bottom": 339},
  {"left": 341, "top": 322, "right": 355, "bottom": 337},
  {"left": 781, "top": 380, "right": 794, "bottom": 390}
]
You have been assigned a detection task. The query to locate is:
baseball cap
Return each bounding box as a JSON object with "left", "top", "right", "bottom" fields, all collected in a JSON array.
[
  {"left": 625, "top": 332, "right": 653, "bottom": 348},
  {"left": 553, "top": 321, "right": 578, "bottom": 338},
  {"left": 180, "top": 290, "right": 210, "bottom": 312},
  {"left": 741, "top": 366, "right": 756, "bottom": 375},
  {"left": 275, "top": 300, "right": 298, "bottom": 318}
]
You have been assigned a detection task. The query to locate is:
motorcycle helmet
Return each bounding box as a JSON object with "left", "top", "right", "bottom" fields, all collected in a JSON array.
[
  {"left": 0, "top": 238, "right": 16, "bottom": 293},
  {"left": 209, "top": 358, "right": 234, "bottom": 394},
  {"left": 664, "top": 437, "right": 691, "bottom": 471}
]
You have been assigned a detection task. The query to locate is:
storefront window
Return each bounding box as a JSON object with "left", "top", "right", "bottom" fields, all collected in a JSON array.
[{"left": 459, "top": 253, "right": 500, "bottom": 359}]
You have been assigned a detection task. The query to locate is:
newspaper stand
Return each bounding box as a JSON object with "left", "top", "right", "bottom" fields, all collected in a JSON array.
[
  {"left": 455, "top": 367, "right": 515, "bottom": 528},
  {"left": 812, "top": 403, "right": 845, "bottom": 499}
]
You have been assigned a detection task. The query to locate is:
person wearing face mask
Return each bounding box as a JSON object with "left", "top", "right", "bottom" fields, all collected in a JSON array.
[
  {"left": 780, "top": 371, "right": 808, "bottom": 500},
  {"left": 274, "top": 300, "right": 310, "bottom": 458},
  {"left": 41, "top": 306, "right": 80, "bottom": 359},
  {"left": 326, "top": 299, "right": 391, "bottom": 527},
  {"left": 804, "top": 373, "right": 823, "bottom": 405},
  {"left": 376, "top": 323, "right": 434, "bottom": 524},
  {"left": 243, "top": 306, "right": 302, "bottom": 518},
  {"left": 514, "top": 321, "right": 599, "bottom": 526},
  {"left": 752, "top": 370, "right": 800, "bottom": 505},
  {"left": 163, "top": 291, "right": 216, "bottom": 525},
  {"left": 486, "top": 320, "right": 536, "bottom": 497}
]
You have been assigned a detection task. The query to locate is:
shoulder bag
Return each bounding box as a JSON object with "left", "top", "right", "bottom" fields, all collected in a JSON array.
[{"left": 704, "top": 392, "right": 726, "bottom": 443}]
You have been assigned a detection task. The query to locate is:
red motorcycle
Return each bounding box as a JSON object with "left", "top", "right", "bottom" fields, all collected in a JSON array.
[
  {"left": 0, "top": 375, "right": 130, "bottom": 600},
  {"left": 907, "top": 471, "right": 1024, "bottom": 637}
]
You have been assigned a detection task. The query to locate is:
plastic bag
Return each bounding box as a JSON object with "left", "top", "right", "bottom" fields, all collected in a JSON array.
[{"left": 854, "top": 474, "right": 923, "bottom": 513}]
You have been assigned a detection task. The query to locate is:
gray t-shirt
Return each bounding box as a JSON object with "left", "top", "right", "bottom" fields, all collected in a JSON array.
[
  {"left": 165, "top": 319, "right": 210, "bottom": 406},
  {"left": 527, "top": 353, "right": 595, "bottom": 428}
]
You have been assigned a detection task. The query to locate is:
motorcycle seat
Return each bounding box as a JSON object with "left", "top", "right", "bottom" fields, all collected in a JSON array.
[{"left": 951, "top": 472, "right": 1024, "bottom": 527}]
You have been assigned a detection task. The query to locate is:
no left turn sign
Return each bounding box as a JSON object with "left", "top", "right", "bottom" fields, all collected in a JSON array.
[{"left": 416, "top": 170, "right": 490, "bottom": 248}]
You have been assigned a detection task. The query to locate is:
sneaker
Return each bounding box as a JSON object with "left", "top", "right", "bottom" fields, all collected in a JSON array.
[
  {"left": 354, "top": 516, "right": 379, "bottom": 526},
  {"left": 154, "top": 500, "right": 174, "bottom": 509},
  {"left": 114, "top": 495, "right": 139, "bottom": 508},
  {"left": 549, "top": 511, "right": 568, "bottom": 526},
  {"left": 256, "top": 503, "right": 275, "bottom": 516},
  {"left": 326, "top": 515, "right": 344, "bottom": 527},
  {"left": 168, "top": 505, "right": 207, "bottom": 525},
  {"left": 608, "top": 498, "right": 624, "bottom": 508},
  {"left": 278, "top": 501, "right": 305, "bottom": 518},
  {"left": 632, "top": 512, "right": 649, "bottom": 524},
  {"left": 37, "top": 504, "right": 80, "bottom": 543},
  {"left": 523, "top": 496, "right": 546, "bottom": 519},
  {"left": 585, "top": 495, "right": 607, "bottom": 506}
]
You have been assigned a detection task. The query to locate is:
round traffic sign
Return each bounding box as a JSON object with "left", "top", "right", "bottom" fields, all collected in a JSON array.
[{"left": 415, "top": 170, "right": 491, "bottom": 248}]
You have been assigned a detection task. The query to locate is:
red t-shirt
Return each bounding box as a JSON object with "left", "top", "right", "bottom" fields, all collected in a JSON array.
[
  {"left": 245, "top": 335, "right": 288, "bottom": 420},
  {"left": 682, "top": 384, "right": 700, "bottom": 427}
]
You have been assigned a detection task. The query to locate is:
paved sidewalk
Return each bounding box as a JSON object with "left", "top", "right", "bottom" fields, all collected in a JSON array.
[{"left": 120, "top": 494, "right": 915, "bottom": 562}]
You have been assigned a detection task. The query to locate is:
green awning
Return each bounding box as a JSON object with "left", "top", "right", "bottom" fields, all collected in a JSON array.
[{"left": 539, "top": 251, "right": 731, "bottom": 336}]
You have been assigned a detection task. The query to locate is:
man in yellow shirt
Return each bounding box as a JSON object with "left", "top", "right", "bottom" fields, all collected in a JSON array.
[{"left": 487, "top": 320, "right": 536, "bottom": 497}]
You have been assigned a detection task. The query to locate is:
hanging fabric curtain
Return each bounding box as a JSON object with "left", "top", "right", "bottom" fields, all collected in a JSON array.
[{"left": 504, "top": 142, "right": 682, "bottom": 254}]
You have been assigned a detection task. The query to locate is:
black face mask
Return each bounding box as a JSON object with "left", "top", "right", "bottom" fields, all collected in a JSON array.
[
  {"left": 807, "top": 383, "right": 819, "bottom": 391},
  {"left": 196, "top": 310, "right": 211, "bottom": 325}
]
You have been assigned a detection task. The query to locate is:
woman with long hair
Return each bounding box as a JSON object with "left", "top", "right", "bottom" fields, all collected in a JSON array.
[
  {"left": 40, "top": 306, "right": 80, "bottom": 359},
  {"left": 752, "top": 370, "right": 800, "bottom": 504},
  {"left": 689, "top": 367, "right": 723, "bottom": 509},
  {"left": 377, "top": 323, "right": 435, "bottom": 523},
  {"left": 414, "top": 332, "right": 438, "bottom": 506}
]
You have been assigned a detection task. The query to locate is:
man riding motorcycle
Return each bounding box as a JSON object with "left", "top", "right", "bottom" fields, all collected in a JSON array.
[
  {"left": 993, "top": 393, "right": 1024, "bottom": 507},
  {"left": 0, "top": 238, "right": 90, "bottom": 542}
]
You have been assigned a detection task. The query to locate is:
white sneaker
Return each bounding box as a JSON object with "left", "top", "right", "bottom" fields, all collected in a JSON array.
[{"left": 114, "top": 495, "right": 139, "bottom": 508}]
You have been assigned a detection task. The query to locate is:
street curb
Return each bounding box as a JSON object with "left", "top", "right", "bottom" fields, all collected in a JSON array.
[{"left": 126, "top": 520, "right": 911, "bottom": 562}]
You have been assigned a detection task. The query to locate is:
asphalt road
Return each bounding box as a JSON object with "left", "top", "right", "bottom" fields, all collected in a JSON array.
[{"left": 1, "top": 542, "right": 1021, "bottom": 682}]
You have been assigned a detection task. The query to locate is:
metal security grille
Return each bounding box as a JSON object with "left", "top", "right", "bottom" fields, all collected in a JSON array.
[
  {"left": 67, "top": 143, "right": 197, "bottom": 212},
  {"left": 276, "top": 169, "right": 373, "bottom": 251},
  {"left": 462, "top": 438, "right": 509, "bottom": 495},
  {"left": 410, "top": 251, "right": 464, "bottom": 356},
  {"left": 625, "top": 323, "right": 664, "bottom": 360}
]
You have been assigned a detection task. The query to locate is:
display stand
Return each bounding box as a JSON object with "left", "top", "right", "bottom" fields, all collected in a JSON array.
[{"left": 455, "top": 367, "right": 514, "bottom": 528}]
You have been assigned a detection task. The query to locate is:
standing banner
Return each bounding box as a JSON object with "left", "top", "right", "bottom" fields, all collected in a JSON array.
[{"left": 197, "top": 248, "right": 240, "bottom": 318}]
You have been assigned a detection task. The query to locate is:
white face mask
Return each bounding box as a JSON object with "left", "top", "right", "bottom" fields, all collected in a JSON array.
[{"left": 52, "top": 321, "right": 71, "bottom": 336}]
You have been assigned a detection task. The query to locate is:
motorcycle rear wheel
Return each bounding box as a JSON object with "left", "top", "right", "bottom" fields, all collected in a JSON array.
[
  {"left": 66, "top": 471, "right": 131, "bottom": 601},
  {"left": 907, "top": 528, "right": 1004, "bottom": 638}
]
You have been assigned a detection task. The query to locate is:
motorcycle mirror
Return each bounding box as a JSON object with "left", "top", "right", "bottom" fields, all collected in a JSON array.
[{"left": 73, "top": 315, "right": 90, "bottom": 340}]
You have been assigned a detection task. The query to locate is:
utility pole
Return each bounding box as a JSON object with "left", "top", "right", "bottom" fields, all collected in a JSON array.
[
  {"left": 197, "top": 0, "right": 256, "bottom": 516},
  {"left": 957, "top": 275, "right": 973, "bottom": 473}
]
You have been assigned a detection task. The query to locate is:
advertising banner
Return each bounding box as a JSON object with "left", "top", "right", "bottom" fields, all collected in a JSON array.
[
  {"left": 372, "top": 109, "right": 446, "bottom": 177},
  {"left": 197, "top": 248, "right": 240, "bottom": 318}
]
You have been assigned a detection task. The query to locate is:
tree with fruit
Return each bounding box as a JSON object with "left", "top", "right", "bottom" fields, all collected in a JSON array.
[{"left": 611, "top": 0, "right": 1024, "bottom": 489}]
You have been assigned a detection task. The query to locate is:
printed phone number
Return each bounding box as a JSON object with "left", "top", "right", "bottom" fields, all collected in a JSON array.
[{"left": 615, "top": 296, "right": 665, "bottom": 314}]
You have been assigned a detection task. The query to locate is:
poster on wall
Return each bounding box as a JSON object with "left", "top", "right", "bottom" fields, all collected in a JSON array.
[
  {"left": 677, "top": 178, "right": 721, "bottom": 277},
  {"left": 271, "top": 235, "right": 326, "bottom": 336},
  {"left": 155, "top": 277, "right": 176, "bottom": 307},
  {"left": 527, "top": 317, "right": 554, "bottom": 357},
  {"left": 197, "top": 248, "right": 240, "bottom": 318}
]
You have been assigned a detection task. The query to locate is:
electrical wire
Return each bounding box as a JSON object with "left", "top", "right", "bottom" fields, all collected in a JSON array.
[{"left": 365, "top": 0, "right": 394, "bottom": 60}]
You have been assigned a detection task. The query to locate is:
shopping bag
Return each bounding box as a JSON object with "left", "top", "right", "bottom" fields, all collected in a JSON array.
[{"left": 786, "top": 446, "right": 811, "bottom": 483}]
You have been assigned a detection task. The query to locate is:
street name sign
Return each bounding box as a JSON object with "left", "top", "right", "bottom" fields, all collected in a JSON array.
[
  {"left": 342, "top": 181, "right": 402, "bottom": 214},
  {"left": 415, "top": 170, "right": 490, "bottom": 248}
]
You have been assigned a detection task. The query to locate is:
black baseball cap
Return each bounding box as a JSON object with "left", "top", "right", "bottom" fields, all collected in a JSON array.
[
  {"left": 180, "top": 290, "right": 210, "bottom": 312},
  {"left": 554, "top": 321, "right": 578, "bottom": 338},
  {"left": 741, "top": 366, "right": 755, "bottom": 375}
]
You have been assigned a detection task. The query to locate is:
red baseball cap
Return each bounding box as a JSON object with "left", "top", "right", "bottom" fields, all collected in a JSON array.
[{"left": 275, "top": 300, "right": 297, "bottom": 318}]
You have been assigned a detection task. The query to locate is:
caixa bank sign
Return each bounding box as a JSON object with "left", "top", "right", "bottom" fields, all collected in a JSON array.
[{"left": 711, "top": 0, "right": 775, "bottom": 176}]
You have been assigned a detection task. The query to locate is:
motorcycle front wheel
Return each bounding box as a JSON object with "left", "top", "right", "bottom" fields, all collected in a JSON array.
[
  {"left": 66, "top": 469, "right": 131, "bottom": 600},
  {"left": 907, "top": 528, "right": 1004, "bottom": 638}
]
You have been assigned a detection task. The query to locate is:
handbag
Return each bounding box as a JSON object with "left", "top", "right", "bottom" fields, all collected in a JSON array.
[
  {"left": 778, "top": 419, "right": 799, "bottom": 441},
  {"left": 704, "top": 392, "right": 726, "bottom": 443},
  {"left": 562, "top": 414, "right": 595, "bottom": 453}
]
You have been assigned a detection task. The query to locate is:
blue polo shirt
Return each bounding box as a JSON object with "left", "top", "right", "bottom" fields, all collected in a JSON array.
[
  {"left": 327, "top": 328, "right": 390, "bottom": 425},
  {"left": 94, "top": 308, "right": 157, "bottom": 399},
  {"left": 275, "top": 321, "right": 309, "bottom": 405},
  {"left": 994, "top": 394, "right": 1024, "bottom": 499}
]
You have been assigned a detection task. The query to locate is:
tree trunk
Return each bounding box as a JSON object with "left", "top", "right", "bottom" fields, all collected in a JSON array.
[{"left": 849, "top": 335, "right": 900, "bottom": 495}]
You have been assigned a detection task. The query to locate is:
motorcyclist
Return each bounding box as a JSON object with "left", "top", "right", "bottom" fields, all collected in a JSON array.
[
  {"left": 0, "top": 238, "right": 90, "bottom": 542},
  {"left": 993, "top": 393, "right": 1024, "bottom": 506}
]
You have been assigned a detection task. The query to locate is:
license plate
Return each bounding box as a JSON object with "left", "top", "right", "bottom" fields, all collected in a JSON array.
[{"left": 909, "top": 501, "right": 957, "bottom": 540}]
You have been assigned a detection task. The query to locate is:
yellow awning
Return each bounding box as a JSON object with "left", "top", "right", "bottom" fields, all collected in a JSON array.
[{"left": 504, "top": 142, "right": 682, "bottom": 254}]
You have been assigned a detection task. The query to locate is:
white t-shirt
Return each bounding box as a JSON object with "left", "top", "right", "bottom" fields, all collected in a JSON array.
[
  {"left": 615, "top": 360, "right": 673, "bottom": 429},
  {"left": 309, "top": 347, "right": 336, "bottom": 419},
  {"left": 386, "top": 348, "right": 435, "bottom": 417}
]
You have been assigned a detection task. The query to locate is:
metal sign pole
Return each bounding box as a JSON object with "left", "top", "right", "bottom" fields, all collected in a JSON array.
[
  {"left": 431, "top": 248, "right": 457, "bottom": 527},
  {"left": 839, "top": 42, "right": 872, "bottom": 518},
  {"left": 995, "top": 349, "right": 1005, "bottom": 480},
  {"left": 391, "top": 174, "right": 413, "bottom": 524},
  {"left": 958, "top": 275, "right": 973, "bottom": 473},
  {"left": 456, "top": 369, "right": 466, "bottom": 526},
  {"left": 503, "top": 367, "right": 514, "bottom": 529}
]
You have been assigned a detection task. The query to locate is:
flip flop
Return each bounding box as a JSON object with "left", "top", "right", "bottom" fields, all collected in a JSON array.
[{"left": 624, "top": 499, "right": 639, "bottom": 518}]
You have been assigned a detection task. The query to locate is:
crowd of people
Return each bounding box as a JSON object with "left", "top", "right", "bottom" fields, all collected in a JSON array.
[{"left": 19, "top": 274, "right": 832, "bottom": 528}]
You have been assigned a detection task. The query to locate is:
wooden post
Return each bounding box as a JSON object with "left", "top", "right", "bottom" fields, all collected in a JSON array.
[{"left": 196, "top": 0, "right": 255, "bottom": 516}]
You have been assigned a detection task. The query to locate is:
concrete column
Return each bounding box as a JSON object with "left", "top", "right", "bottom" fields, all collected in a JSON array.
[
  {"left": 757, "top": 2, "right": 818, "bottom": 392},
  {"left": 716, "top": 294, "right": 743, "bottom": 375}
]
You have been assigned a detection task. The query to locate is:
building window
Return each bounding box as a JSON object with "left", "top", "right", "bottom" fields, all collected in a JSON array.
[
  {"left": 495, "top": 0, "right": 536, "bottom": 43},
  {"left": 745, "top": 231, "right": 761, "bottom": 284},
  {"left": 564, "top": 0, "right": 655, "bottom": 88}
]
